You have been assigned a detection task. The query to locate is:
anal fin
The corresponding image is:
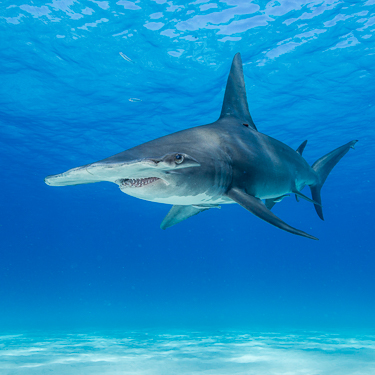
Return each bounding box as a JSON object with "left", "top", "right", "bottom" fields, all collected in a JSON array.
[
  {"left": 160, "top": 205, "right": 211, "bottom": 230},
  {"left": 227, "top": 188, "right": 318, "bottom": 240},
  {"left": 293, "top": 191, "right": 322, "bottom": 207}
]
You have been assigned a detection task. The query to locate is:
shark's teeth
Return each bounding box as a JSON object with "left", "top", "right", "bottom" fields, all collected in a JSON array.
[{"left": 120, "top": 177, "right": 160, "bottom": 188}]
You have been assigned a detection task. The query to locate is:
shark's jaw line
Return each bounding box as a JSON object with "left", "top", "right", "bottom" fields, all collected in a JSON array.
[{"left": 117, "top": 177, "right": 161, "bottom": 188}]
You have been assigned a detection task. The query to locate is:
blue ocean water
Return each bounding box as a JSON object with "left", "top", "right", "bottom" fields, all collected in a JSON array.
[{"left": 1, "top": 0, "right": 375, "bottom": 373}]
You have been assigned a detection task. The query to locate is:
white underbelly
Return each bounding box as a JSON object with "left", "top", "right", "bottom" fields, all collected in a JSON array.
[{"left": 135, "top": 192, "right": 234, "bottom": 205}]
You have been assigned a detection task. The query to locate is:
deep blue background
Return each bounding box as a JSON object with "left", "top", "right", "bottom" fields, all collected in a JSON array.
[{"left": 0, "top": 0, "right": 374, "bottom": 331}]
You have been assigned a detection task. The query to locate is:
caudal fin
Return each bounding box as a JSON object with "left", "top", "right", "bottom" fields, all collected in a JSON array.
[{"left": 310, "top": 140, "right": 358, "bottom": 220}]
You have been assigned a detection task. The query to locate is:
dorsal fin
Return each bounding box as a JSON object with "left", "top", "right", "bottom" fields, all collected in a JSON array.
[
  {"left": 220, "top": 53, "right": 257, "bottom": 131},
  {"left": 296, "top": 140, "right": 308, "bottom": 155}
]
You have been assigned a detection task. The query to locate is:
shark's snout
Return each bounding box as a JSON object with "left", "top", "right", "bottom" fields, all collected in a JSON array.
[
  {"left": 44, "top": 166, "right": 99, "bottom": 186},
  {"left": 44, "top": 176, "right": 52, "bottom": 185},
  {"left": 45, "top": 174, "right": 65, "bottom": 186},
  {"left": 44, "top": 173, "right": 86, "bottom": 187}
]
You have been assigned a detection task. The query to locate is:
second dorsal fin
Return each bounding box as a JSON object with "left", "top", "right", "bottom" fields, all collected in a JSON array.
[
  {"left": 219, "top": 53, "right": 257, "bottom": 131},
  {"left": 296, "top": 140, "right": 308, "bottom": 155}
]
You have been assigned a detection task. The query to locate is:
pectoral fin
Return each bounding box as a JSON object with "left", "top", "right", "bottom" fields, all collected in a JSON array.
[
  {"left": 160, "top": 205, "right": 211, "bottom": 230},
  {"left": 227, "top": 188, "right": 318, "bottom": 240}
]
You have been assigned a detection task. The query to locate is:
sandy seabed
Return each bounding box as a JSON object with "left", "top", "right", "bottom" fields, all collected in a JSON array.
[{"left": 0, "top": 331, "right": 374, "bottom": 374}]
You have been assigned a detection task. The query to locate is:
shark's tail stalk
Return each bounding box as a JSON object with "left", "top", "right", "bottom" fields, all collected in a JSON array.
[{"left": 310, "top": 140, "right": 358, "bottom": 220}]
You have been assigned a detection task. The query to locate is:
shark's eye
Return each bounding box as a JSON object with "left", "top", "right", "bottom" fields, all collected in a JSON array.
[{"left": 175, "top": 154, "right": 184, "bottom": 164}]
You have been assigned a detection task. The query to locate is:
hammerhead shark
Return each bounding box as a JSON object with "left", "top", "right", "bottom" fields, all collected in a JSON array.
[{"left": 45, "top": 53, "right": 357, "bottom": 240}]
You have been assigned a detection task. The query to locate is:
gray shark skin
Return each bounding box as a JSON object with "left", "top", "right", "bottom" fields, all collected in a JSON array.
[{"left": 45, "top": 53, "right": 357, "bottom": 240}]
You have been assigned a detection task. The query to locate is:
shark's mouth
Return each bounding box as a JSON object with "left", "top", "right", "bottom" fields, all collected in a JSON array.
[{"left": 119, "top": 177, "right": 160, "bottom": 188}]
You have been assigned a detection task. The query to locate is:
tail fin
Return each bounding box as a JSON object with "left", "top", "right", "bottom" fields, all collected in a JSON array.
[{"left": 310, "top": 140, "right": 358, "bottom": 220}]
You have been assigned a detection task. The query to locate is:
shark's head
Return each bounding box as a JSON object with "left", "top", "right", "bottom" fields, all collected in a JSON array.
[
  {"left": 115, "top": 152, "right": 201, "bottom": 196},
  {"left": 45, "top": 127, "right": 231, "bottom": 205}
]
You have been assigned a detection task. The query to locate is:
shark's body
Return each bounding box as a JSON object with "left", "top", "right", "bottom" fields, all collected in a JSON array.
[{"left": 45, "top": 53, "right": 357, "bottom": 240}]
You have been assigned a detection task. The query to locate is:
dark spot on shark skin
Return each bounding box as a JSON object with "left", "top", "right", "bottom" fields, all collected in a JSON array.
[{"left": 243, "top": 123, "right": 249, "bottom": 127}]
